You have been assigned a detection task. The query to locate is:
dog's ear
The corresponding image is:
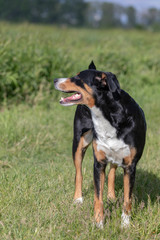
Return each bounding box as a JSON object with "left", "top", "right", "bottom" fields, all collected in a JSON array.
[
  {"left": 95, "top": 72, "right": 121, "bottom": 95},
  {"left": 88, "top": 61, "right": 96, "bottom": 70},
  {"left": 107, "top": 72, "right": 121, "bottom": 94},
  {"left": 95, "top": 73, "right": 107, "bottom": 88}
]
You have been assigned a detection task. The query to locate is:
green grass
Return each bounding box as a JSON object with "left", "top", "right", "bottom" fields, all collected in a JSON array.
[
  {"left": 0, "top": 101, "right": 160, "bottom": 240},
  {"left": 0, "top": 23, "right": 160, "bottom": 239}
]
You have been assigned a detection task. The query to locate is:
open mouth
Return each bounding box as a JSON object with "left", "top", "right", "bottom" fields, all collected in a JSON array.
[{"left": 60, "top": 92, "right": 82, "bottom": 105}]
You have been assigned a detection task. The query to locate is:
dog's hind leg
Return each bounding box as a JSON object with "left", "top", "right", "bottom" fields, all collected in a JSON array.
[{"left": 107, "top": 163, "right": 117, "bottom": 200}]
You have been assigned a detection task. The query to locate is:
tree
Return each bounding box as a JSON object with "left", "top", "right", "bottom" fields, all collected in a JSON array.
[
  {"left": 126, "top": 6, "right": 136, "bottom": 27},
  {"left": 60, "top": 0, "right": 88, "bottom": 26},
  {"left": 29, "top": 0, "right": 60, "bottom": 23},
  {"left": 0, "top": 0, "right": 30, "bottom": 21},
  {"left": 147, "top": 8, "right": 159, "bottom": 25},
  {"left": 0, "top": 0, "right": 87, "bottom": 25},
  {"left": 86, "top": 2, "right": 102, "bottom": 28},
  {"left": 100, "top": 2, "right": 117, "bottom": 28},
  {"left": 141, "top": 8, "right": 160, "bottom": 29}
]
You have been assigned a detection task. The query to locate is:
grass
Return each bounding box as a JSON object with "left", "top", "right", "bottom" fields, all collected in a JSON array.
[
  {"left": 0, "top": 23, "right": 160, "bottom": 239},
  {"left": 0, "top": 100, "right": 160, "bottom": 239}
]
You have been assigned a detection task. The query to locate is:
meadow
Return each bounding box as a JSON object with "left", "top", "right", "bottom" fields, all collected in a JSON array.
[{"left": 0, "top": 22, "right": 160, "bottom": 239}]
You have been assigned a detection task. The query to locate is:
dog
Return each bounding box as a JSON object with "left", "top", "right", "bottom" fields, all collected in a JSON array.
[{"left": 54, "top": 61, "right": 146, "bottom": 228}]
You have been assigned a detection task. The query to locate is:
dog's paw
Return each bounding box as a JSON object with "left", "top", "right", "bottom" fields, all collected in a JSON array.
[
  {"left": 95, "top": 220, "right": 104, "bottom": 229},
  {"left": 121, "top": 211, "right": 130, "bottom": 228},
  {"left": 73, "top": 197, "right": 83, "bottom": 204}
]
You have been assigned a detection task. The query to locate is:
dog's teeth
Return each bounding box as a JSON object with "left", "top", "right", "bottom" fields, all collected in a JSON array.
[{"left": 60, "top": 97, "right": 64, "bottom": 101}]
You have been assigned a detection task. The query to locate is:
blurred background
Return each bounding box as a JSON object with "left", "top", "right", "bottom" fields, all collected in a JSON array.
[
  {"left": 0, "top": 0, "right": 160, "bottom": 30},
  {"left": 0, "top": 1, "right": 160, "bottom": 239}
]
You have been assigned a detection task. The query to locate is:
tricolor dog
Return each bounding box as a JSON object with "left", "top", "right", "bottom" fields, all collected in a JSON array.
[{"left": 54, "top": 61, "right": 146, "bottom": 228}]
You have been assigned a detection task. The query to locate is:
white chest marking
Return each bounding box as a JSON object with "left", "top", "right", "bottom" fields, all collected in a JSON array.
[{"left": 91, "top": 106, "right": 130, "bottom": 166}]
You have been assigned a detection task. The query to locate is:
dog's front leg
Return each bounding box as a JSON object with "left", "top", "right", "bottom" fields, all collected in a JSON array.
[
  {"left": 73, "top": 130, "right": 92, "bottom": 203},
  {"left": 107, "top": 163, "right": 117, "bottom": 200},
  {"left": 73, "top": 136, "right": 86, "bottom": 203},
  {"left": 93, "top": 141, "right": 106, "bottom": 229}
]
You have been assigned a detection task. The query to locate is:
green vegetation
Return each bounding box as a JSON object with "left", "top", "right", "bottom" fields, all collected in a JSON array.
[{"left": 0, "top": 23, "right": 160, "bottom": 239}]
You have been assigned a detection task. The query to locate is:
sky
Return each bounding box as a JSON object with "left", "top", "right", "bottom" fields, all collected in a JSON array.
[{"left": 87, "top": 0, "right": 160, "bottom": 10}]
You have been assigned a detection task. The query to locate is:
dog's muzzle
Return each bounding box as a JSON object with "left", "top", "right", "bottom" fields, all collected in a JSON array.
[{"left": 54, "top": 78, "right": 68, "bottom": 91}]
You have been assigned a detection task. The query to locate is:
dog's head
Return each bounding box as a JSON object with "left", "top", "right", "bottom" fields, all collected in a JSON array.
[{"left": 54, "top": 61, "right": 121, "bottom": 108}]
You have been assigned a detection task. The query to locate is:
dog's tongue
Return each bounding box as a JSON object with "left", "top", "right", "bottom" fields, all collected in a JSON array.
[{"left": 60, "top": 93, "right": 81, "bottom": 103}]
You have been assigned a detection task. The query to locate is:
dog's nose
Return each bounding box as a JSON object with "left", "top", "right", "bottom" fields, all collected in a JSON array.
[{"left": 54, "top": 78, "right": 58, "bottom": 85}]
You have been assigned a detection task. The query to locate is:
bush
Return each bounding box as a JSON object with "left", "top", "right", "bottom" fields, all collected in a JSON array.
[{"left": 0, "top": 23, "right": 160, "bottom": 104}]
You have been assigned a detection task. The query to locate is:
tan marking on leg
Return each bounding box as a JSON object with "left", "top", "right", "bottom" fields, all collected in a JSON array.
[
  {"left": 123, "top": 171, "right": 132, "bottom": 215},
  {"left": 123, "top": 148, "right": 136, "bottom": 166},
  {"left": 107, "top": 163, "right": 117, "bottom": 200},
  {"left": 92, "top": 141, "right": 106, "bottom": 162},
  {"left": 74, "top": 142, "right": 83, "bottom": 200},
  {"left": 74, "top": 131, "right": 92, "bottom": 200},
  {"left": 122, "top": 166, "right": 135, "bottom": 228},
  {"left": 93, "top": 141, "right": 106, "bottom": 226},
  {"left": 94, "top": 168, "right": 105, "bottom": 226}
]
